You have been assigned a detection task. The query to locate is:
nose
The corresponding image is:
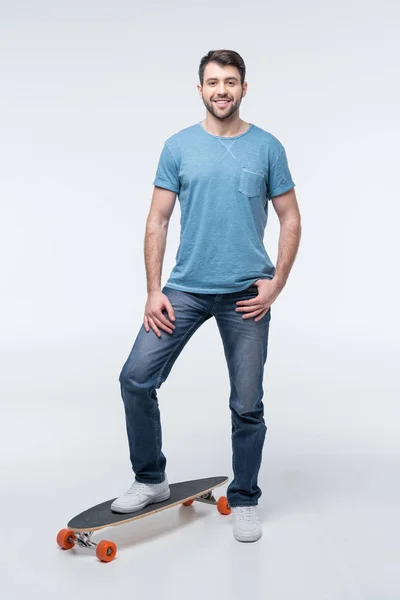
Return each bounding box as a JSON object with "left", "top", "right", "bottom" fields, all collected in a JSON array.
[{"left": 216, "top": 82, "right": 228, "bottom": 95}]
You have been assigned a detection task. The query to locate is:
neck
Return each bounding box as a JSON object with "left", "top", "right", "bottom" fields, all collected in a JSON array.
[{"left": 202, "top": 114, "right": 249, "bottom": 138}]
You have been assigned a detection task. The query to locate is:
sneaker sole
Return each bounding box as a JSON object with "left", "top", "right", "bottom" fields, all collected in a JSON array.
[
  {"left": 110, "top": 489, "right": 171, "bottom": 514},
  {"left": 233, "top": 530, "right": 262, "bottom": 543}
]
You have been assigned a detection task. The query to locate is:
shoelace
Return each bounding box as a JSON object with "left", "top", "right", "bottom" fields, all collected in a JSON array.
[
  {"left": 126, "top": 482, "right": 147, "bottom": 496},
  {"left": 235, "top": 507, "right": 258, "bottom": 523}
]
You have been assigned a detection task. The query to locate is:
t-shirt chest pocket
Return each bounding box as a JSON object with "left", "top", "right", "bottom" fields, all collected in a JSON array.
[{"left": 239, "top": 167, "right": 264, "bottom": 198}]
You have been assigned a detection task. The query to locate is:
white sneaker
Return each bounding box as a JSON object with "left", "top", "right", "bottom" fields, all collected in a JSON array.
[
  {"left": 232, "top": 506, "right": 262, "bottom": 542},
  {"left": 111, "top": 474, "right": 170, "bottom": 513}
]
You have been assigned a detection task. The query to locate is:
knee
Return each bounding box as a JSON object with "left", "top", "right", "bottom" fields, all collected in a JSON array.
[
  {"left": 230, "top": 401, "right": 265, "bottom": 423},
  {"left": 119, "top": 362, "right": 158, "bottom": 391},
  {"left": 119, "top": 364, "right": 130, "bottom": 387}
]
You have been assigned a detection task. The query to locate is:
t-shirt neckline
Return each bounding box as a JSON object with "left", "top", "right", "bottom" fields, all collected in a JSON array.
[{"left": 198, "top": 121, "right": 253, "bottom": 140}]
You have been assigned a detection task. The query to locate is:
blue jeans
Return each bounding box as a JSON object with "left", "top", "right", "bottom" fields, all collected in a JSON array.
[{"left": 119, "top": 283, "right": 272, "bottom": 507}]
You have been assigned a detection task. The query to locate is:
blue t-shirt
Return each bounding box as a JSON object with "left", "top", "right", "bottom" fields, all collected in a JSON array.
[{"left": 153, "top": 121, "right": 295, "bottom": 294}]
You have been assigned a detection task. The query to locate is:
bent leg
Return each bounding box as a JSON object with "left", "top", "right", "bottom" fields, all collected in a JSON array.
[{"left": 119, "top": 286, "right": 212, "bottom": 482}]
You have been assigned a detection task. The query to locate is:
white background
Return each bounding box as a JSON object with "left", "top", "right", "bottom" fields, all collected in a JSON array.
[{"left": 1, "top": 0, "right": 399, "bottom": 598}]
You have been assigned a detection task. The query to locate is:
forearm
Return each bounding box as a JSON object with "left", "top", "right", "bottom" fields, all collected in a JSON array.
[
  {"left": 144, "top": 219, "right": 168, "bottom": 294},
  {"left": 273, "top": 217, "right": 302, "bottom": 290}
]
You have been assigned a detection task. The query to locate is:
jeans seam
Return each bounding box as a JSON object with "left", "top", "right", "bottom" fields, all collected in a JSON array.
[
  {"left": 210, "top": 294, "right": 221, "bottom": 313},
  {"left": 152, "top": 393, "right": 161, "bottom": 471},
  {"left": 155, "top": 314, "right": 205, "bottom": 387}
]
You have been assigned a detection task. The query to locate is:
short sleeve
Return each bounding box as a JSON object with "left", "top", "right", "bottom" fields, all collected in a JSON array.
[
  {"left": 267, "top": 147, "right": 295, "bottom": 199},
  {"left": 153, "top": 143, "right": 180, "bottom": 193}
]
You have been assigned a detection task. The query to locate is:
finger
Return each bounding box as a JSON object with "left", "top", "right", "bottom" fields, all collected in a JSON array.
[
  {"left": 155, "top": 311, "right": 176, "bottom": 331},
  {"left": 153, "top": 314, "right": 174, "bottom": 334},
  {"left": 147, "top": 316, "right": 161, "bottom": 337},
  {"left": 236, "top": 302, "right": 261, "bottom": 312},
  {"left": 241, "top": 308, "right": 265, "bottom": 319},
  {"left": 144, "top": 315, "right": 149, "bottom": 332},
  {"left": 254, "top": 308, "right": 268, "bottom": 322}
]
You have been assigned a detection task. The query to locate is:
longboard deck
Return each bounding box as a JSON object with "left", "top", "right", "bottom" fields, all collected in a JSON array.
[{"left": 67, "top": 476, "right": 229, "bottom": 532}]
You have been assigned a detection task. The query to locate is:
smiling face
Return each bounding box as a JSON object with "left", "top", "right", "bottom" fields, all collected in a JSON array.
[{"left": 198, "top": 61, "right": 247, "bottom": 121}]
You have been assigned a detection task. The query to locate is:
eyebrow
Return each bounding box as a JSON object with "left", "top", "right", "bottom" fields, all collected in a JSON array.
[{"left": 205, "top": 76, "right": 239, "bottom": 82}]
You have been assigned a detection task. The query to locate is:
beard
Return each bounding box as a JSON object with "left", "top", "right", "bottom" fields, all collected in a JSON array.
[{"left": 202, "top": 92, "right": 243, "bottom": 120}]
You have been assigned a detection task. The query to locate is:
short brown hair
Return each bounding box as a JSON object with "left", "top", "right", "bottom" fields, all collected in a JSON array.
[{"left": 198, "top": 49, "right": 246, "bottom": 86}]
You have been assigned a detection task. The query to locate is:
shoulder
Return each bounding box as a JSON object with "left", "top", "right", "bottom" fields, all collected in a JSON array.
[
  {"left": 250, "top": 124, "right": 285, "bottom": 153},
  {"left": 250, "top": 125, "right": 291, "bottom": 169},
  {"left": 158, "top": 123, "right": 203, "bottom": 167},
  {"left": 164, "top": 123, "right": 200, "bottom": 147},
  {"left": 159, "top": 123, "right": 200, "bottom": 163}
]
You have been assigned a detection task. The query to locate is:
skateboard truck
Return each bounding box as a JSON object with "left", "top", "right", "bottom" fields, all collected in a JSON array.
[
  {"left": 189, "top": 490, "right": 216, "bottom": 504},
  {"left": 199, "top": 491, "right": 215, "bottom": 501},
  {"left": 73, "top": 531, "right": 97, "bottom": 549},
  {"left": 57, "top": 529, "right": 117, "bottom": 562},
  {"left": 68, "top": 532, "right": 118, "bottom": 560}
]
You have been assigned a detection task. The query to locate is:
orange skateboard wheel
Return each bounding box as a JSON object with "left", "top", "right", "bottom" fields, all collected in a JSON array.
[
  {"left": 96, "top": 540, "right": 117, "bottom": 562},
  {"left": 217, "top": 496, "right": 231, "bottom": 515},
  {"left": 182, "top": 499, "right": 195, "bottom": 506},
  {"left": 57, "top": 529, "right": 76, "bottom": 550}
]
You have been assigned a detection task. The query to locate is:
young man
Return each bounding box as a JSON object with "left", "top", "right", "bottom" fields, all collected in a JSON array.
[{"left": 111, "top": 49, "right": 301, "bottom": 543}]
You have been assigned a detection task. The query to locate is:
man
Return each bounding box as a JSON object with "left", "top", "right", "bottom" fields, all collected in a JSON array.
[{"left": 111, "top": 49, "right": 301, "bottom": 543}]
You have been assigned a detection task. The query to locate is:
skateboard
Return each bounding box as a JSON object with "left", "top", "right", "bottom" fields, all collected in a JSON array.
[{"left": 57, "top": 475, "right": 230, "bottom": 562}]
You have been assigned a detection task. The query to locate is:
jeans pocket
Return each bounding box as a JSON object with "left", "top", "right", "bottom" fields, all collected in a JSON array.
[
  {"left": 240, "top": 284, "right": 258, "bottom": 298},
  {"left": 239, "top": 167, "right": 264, "bottom": 197}
]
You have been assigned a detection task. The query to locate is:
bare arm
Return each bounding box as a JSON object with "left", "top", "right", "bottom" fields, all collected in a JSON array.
[
  {"left": 235, "top": 186, "right": 301, "bottom": 320},
  {"left": 142, "top": 186, "right": 178, "bottom": 338},
  {"left": 144, "top": 186, "right": 177, "bottom": 293},
  {"left": 271, "top": 187, "right": 302, "bottom": 290}
]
